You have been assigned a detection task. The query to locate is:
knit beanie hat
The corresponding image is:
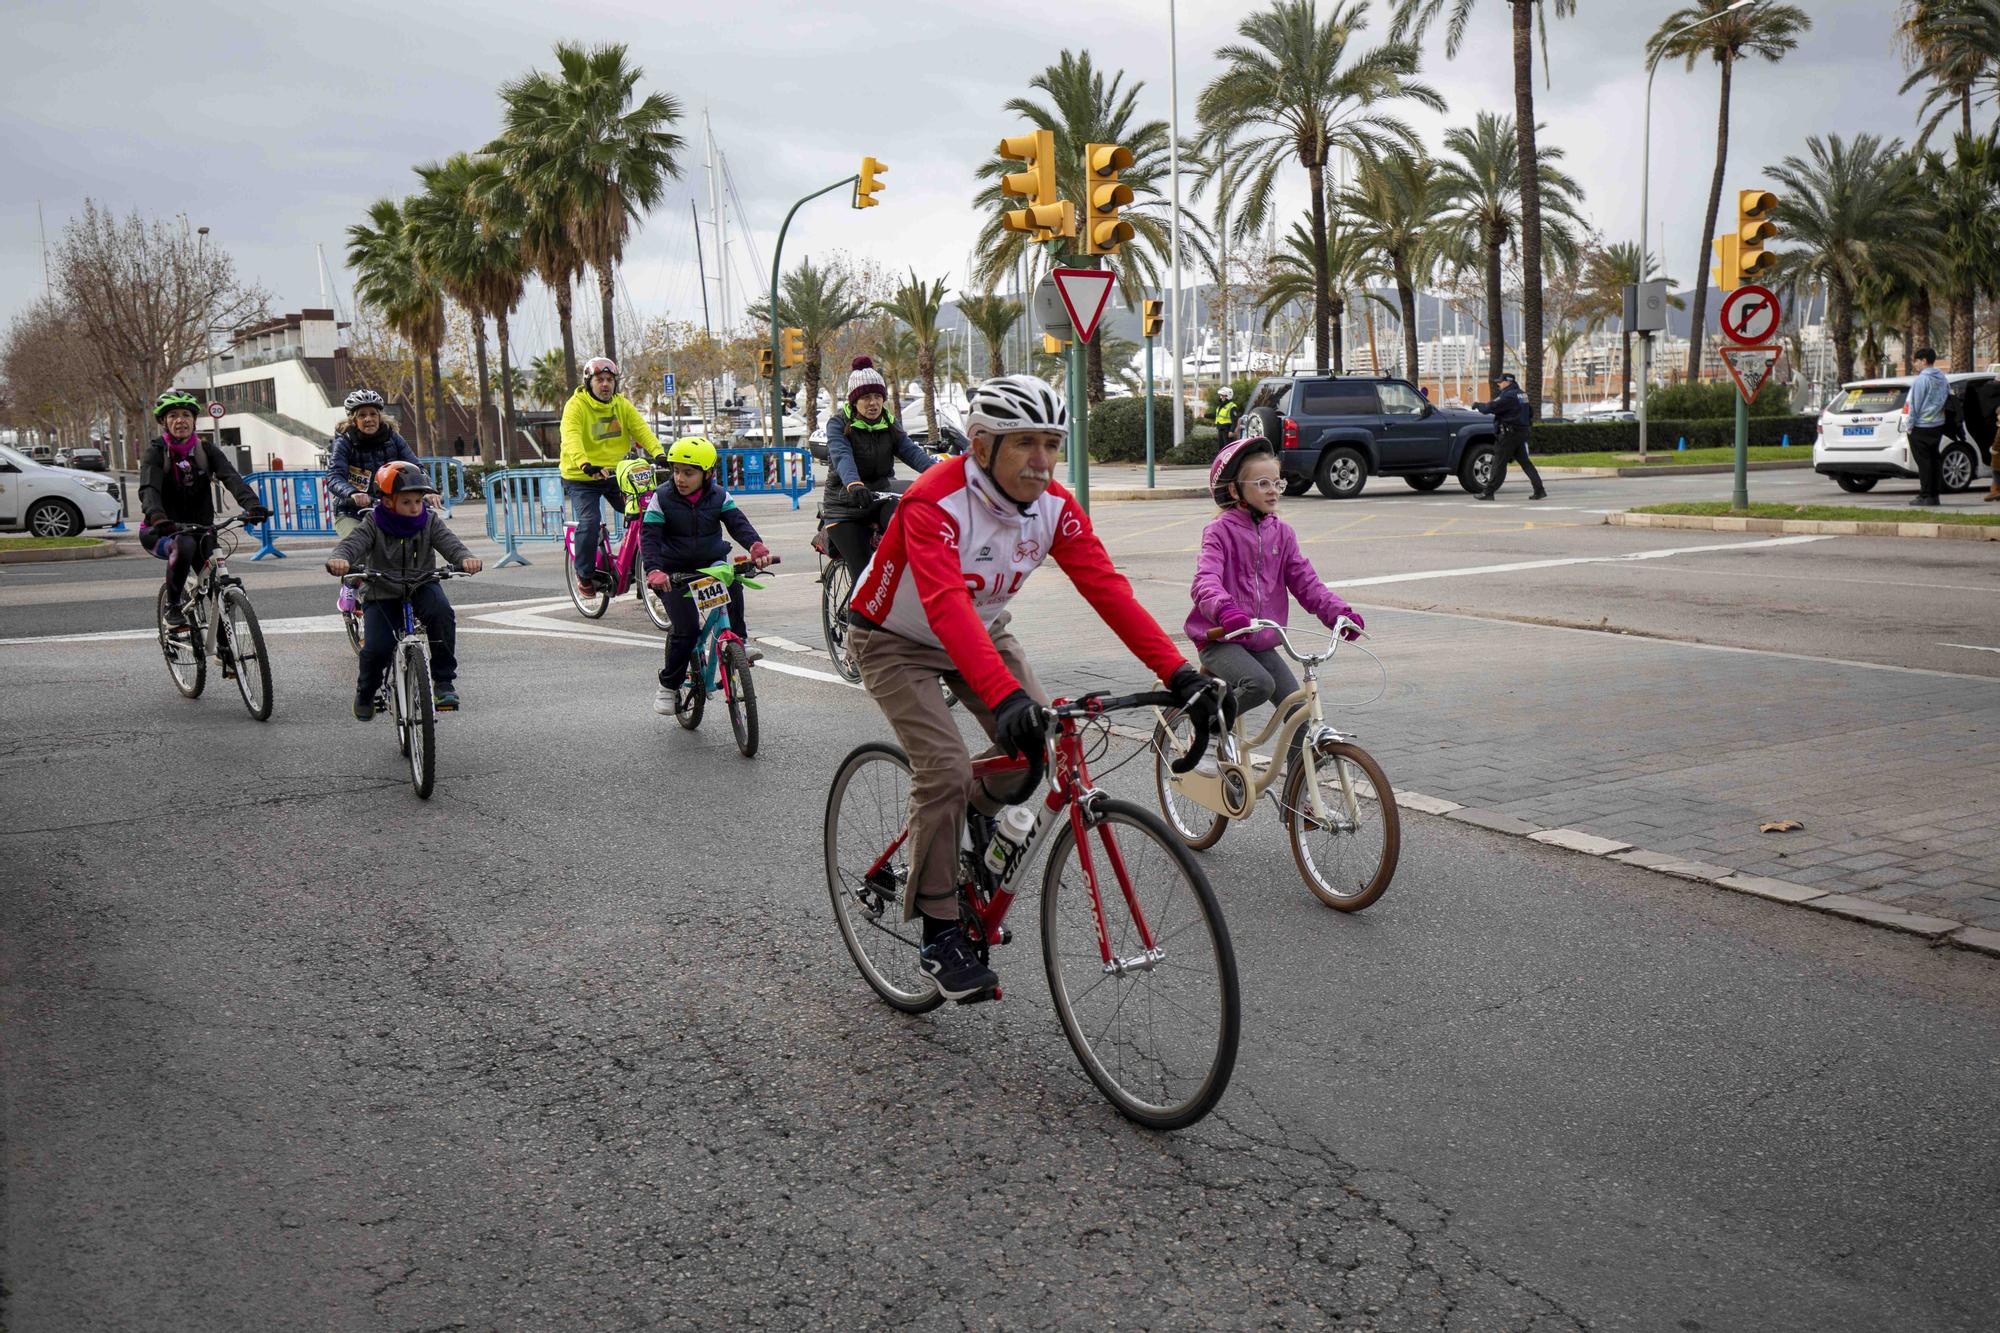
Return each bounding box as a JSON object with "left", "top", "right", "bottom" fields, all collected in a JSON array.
[{"left": 846, "top": 356, "right": 888, "bottom": 410}]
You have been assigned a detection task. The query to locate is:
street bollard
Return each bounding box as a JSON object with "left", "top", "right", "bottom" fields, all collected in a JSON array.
[
  {"left": 1677, "top": 436, "right": 1686, "bottom": 451},
  {"left": 111, "top": 477, "right": 129, "bottom": 532},
  {"left": 1781, "top": 434, "right": 1789, "bottom": 448}
]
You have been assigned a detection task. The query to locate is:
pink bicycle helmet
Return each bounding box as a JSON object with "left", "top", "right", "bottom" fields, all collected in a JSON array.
[{"left": 1208, "top": 435, "right": 1277, "bottom": 506}]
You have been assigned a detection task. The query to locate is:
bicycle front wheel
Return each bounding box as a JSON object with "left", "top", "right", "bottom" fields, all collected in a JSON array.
[
  {"left": 824, "top": 742, "right": 941, "bottom": 1014},
  {"left": 157, "top": 586, "right": 205, "bottom": 699},
  {"left": 1041, "top": 799, "right": 1240, "bottom": 1130},
  {"left": 221, "top": 587, "right": 273, "bottom": 721},
  {"left": 402, "top": 645, "right": 436, "bottom": 799},
  {"left": 1281, "top": 741, "right": 1399, "bottom": 911},
  {"left": 722, "top": 640, "right": 758, "bottom": 757},
  {"left": 640, "top": 581, "right": 673, "bottom": 631},
  {"left": 1152, "top": 709, "right": 1228, "bottom": 850},
  {"left": 675, "top": 652, "right": 706, "bottom": 731},
  {"left": 822, "top": 562, "right": 861, "bottom": 684}
]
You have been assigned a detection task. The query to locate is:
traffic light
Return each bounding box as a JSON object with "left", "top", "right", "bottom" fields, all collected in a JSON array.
[
  {"left": 1736, "top": 188, "right": 1779, "bottom": 284},
  {"left": 855, "top": 156, "right": 887, "bottom": 209},
  {"left": 758, "top": 347, "right": 775, "bottom": 378},
  {"left": 998, "top": 129, "right": 1076, "bottom": 241},
  {"left": 1141, "top": 299, "right": 1163, "bottom": 340},
  {"left": 1083, "top": 143, "right": 1136, "bottom": 256},
  {"left": 1710, "top": 234, "right": 1740, "bottom": 294},
  {"left": 781, "top": 327, "right": 806, "bottom": 369},
  {"left": 1042, "top": 333, "right": 1069, "bottom": 355}
]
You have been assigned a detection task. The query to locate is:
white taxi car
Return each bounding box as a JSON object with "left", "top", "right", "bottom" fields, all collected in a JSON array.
[
  {"left": 0, "top": 443, "right": 125, "bottom": 536},
  {"left": 1812, "top": 371, "right": 1994, "bottom": 495}
]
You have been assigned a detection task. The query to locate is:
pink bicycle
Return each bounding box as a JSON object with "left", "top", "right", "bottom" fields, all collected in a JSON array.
[{"left": 564, "top": 464, "right": 673, "bottom": 630}]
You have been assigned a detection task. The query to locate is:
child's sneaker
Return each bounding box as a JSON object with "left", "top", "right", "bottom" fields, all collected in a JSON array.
[
  {"left": 163, "top": 599, "right": 189, "bottom": 630},
  {"left": 745, "top": 644, "right": 765, "bottom": 663},
  {"left": 336, "top": 583, "right": 360, "bottom": 614},
  {"left": 920, "top": 926, "right": 998, "bottom": 1001},
  {"left": 352, "top": 695, "right": 375, "bottom": 722},
  {"left": 434, "top": 687, "right": 459, "bottom": 711},
  {"left": 653, "top": 683, "right": 680, "bottom": 715}
]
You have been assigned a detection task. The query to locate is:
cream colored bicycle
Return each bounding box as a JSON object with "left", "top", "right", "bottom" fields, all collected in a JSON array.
[{"left": 1151, "top": 617, "right": 1399, "bottom": 911}]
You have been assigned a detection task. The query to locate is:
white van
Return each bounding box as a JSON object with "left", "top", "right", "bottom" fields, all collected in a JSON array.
[
  {"left": 1812, "top": 372, "right": 1995, "bottom": 494},
  {"left": 0, "top": 443, "right": 125, "bottom": 536}
]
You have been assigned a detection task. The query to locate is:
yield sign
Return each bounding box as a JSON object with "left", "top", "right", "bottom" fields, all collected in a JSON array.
[
  {"left": 1721, "top": 344, "right": 1780, "bottom": 405},
  {"left": 1050, "top": 268, "right": 1116, "bottom": 343},
  {"left": 1719, "top": 284, "right": 1780, "bottom": 345}
]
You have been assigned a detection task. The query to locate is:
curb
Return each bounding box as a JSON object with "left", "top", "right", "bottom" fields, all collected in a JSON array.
[
  {"left": 1606, "top": 510, "right": 2000, "bottom": 541},
  {"left": 1539, "top": 460, "right": 1812, "bottom": 478},
  {"left": 0, "top": 541, "right": 118, "bottom": 564},
  {"left": 1089, "top": 486, "right": 1210, "bottom": 503}
]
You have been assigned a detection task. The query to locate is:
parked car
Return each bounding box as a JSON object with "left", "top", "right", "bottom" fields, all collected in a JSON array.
[
  {"left": 1812, "top": 371, "right": 1995, "bottom": 495},
  {"left": 0, "top": 443, "right": 124, "bottom": 536},
  {"left": 1235, "top": 373, "right": 1500, "bottom": 498},
  {"left": 54, "top": 446, "right": 108, "bottom": 472}
]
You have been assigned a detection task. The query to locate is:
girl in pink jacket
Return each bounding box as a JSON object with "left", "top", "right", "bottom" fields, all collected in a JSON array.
[{"left": 1185, "top": 438, "right": 1363, "bottom": 762}]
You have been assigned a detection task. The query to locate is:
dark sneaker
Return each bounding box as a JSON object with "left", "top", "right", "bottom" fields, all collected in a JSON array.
[
  {"left": 1530, "top": 491, "right": 1549, "bottom": 500},
  {"left": 920, "top": 926, "right": 998, "bottom": 1001},
  {"left": 353, "top": 696, "right": 375, "bottom": 722},
  {"left": 1909, "top": 496, "right": 1940, "bottom": 507},
  {"left": 1475, "top": 493, "right": 1496, "bottom": 502},
  {"left": 163, "top": 601, "right": 189, "bottom": 630},
  {"left": 434, "top": 688, "right": 459, "bottom": 711}
]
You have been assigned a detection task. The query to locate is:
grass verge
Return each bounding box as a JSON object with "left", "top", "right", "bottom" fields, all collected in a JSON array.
[
  {"left": 0, "top": 535, "right": 104, "bottom": 551},
  {"left": 1543, "top": 446, "right": 1806, "bottom": 469},
  {"left": 1632, "top": 501, "right": 2000, "bottom": 527}
]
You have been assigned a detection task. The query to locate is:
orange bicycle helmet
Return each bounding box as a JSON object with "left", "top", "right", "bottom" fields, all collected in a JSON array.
[{"left": 373, "top": 459, "right": 438, "bottom": 497}]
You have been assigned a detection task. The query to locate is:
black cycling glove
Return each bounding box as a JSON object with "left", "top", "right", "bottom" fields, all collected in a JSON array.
[
  {"left": 846, "top": 481, "right": 872, "bottom": 504},
  {"left": 1168, "top": 664, "right": 1223, "bottom": 734},
  {"left": 242, "top": 505, "right": 272, "bottom": 525},
  {"left": 146, "top": 516, "right": 176, "bottom": 537},
  {"left": 992, "top": 689, "right": 1045, "bottom": 760}
]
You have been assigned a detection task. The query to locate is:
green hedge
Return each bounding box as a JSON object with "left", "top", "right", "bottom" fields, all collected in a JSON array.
[
  {"left": 1533, "top": 414, "right": 1816, "bottom": 454},
  {"left": 1087, "top": 395, "right": 1196, "bottom": 463},
  {"left": 1642, "top": 381, "right": 1794, "bottom": 419}
]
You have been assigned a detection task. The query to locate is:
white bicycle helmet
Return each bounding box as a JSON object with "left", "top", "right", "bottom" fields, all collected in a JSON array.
[
  {"left": 343, "top": 388, "right": 386, "bottom": 413},
  {"left": 964, "top": 373, "right": 1068, "bottom": 438}
]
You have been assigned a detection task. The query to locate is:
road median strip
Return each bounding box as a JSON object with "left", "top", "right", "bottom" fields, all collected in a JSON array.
[{"left": 1610, "top": 502, "right": 2000, "bottom": 541}]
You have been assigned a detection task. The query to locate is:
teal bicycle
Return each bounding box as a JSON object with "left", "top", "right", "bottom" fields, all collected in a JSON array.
[{"left": 668, "top": 555, "right": 778, "bottom": 757}]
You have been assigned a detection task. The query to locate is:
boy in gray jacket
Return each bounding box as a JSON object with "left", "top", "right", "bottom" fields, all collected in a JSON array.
[{"left": 325, "top": 461, "right": 482, "bottom": 718}]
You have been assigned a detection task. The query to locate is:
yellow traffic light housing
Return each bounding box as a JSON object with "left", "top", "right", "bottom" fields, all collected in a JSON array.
[
  {"left": 1710, "top": 235, "right": 1740, "bottom": 294},
  {"left": 781, "top": 327, "right": 806, "bottom": 369},
  {"left": 1042, "top": 333, "right": 1069, "bottom": 355},
  {"left": 1736, "top": 188, "right": 1779, "bottom": 284},
  {"left": 855, "top": 156, "right": 887, "bottom": 209},
  {"left": 758, "top": 347, "right": 776, "bottom": 378},
  {"left": 1083, "top": 143, "right": 1136, "bottom": 256},
  {"left": 1141, "top": 299, "right": 1163, "bottom": 340},
  {"left": 998, "top": 129, "right": 1076, "bottom": 241}
]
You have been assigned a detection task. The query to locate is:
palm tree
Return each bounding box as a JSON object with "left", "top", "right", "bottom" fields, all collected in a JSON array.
[
  {"left": 1898, "top": 0, "right": 2000, "bottom": 146},
  {"left": 876, "top": 271, "right": 950, "bottom": 442},
  {"left": 526, "top": 349, "right": 569, "bottom": 409},
  {"left": 970, "top": 50, "right": 1194, "bottom": 402},
  {"left": 747, "top": 258, "right": 872, "bottom": 431},
  {"left": 1394, "top": 0, "right": 1580, "bottom": 417},
  {"left": 1342, "top": 152, "right": 1463, "bottom": 384},
  {"left": 1253, "top": 218, "right": 1389, "bottom": 374},
  {"left": 347, "top": 197, "right": 445, "bottom": 450},
  {"left": 1767, "top": 134, "right": 1934, "bottom": 385},
  {"left": 1922, "top": 130, "right": 2000, "bottom": 369},
  {"left": 1579, "top": 242, "right": 1678, "bottom": 409},
  {"left": 873, "top": 323, "right": 922, "bottom": 406},
  {"left": 491, "top": 43, "right": 686, "bottom": 366},
  {"left": 1435, "top": 111, "right": 1587, "bottom": 383},
  {"left": 1199, "top": 0, "right": 1441, "bottom": 374},
  {"left": 1545, "top": 322, "right": 1583, "bottom": 416},
  {"left": 959, "top": 292, "right": 1025, "bottom": 378},
  {"left": 1648, "top": 1, "right": 1812, "bottom": 382},
  {"left": 409, "top": 153, "right": 530, "bottom": 464}
]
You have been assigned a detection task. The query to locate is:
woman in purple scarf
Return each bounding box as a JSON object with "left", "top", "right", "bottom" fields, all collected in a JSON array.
[{"left": 139, "top": 390, "right": 269, "bottom": 629}]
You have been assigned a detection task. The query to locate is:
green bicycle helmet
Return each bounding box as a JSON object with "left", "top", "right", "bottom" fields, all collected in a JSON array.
[{"left": 154, "top": 389, "right": 202, "bottom": 421}]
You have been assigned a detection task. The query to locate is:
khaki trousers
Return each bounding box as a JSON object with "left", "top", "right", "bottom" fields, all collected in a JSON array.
[{"left": 849, "top": 618, "right": 1047, "bottom": 922}]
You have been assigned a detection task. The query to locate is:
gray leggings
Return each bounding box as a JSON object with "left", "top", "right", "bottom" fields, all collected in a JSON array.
[{"left": 1198, "top": 641, "right": 1306, "bottom": 763}]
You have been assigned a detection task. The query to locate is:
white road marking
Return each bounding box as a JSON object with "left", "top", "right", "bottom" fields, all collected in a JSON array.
[
  {"left": 1340, "top": 534, "right": 1832, "bottom": 589},
  {"left": 1940, "top": 643, "right": 2000, "bottom": 655},
  {"left": 756, "top": 634, "right": 818, "bottom": 655}
]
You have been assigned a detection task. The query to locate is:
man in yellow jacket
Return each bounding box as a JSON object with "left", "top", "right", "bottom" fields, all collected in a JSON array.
[{"left": 561, "top": 356, "right": 664, "bottom": 589}]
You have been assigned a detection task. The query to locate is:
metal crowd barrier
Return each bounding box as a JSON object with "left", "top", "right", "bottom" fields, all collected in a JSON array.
[
  {"left": 482, "top": 468, "right": 626, "bottom": 568},
  {"left": 242, "top": 471, "right": 335, "bottom": 560},
  {"left": 716, "top": 446, "right": 814, "bottom": 509},
  {"left": 417, "top": 456, "right": 468, "bottom": 511}
]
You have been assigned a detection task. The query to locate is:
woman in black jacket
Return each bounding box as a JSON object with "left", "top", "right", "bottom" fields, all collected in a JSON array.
[
  {"left": 820, "top": 356, "right": 933, "bottom": 579},
  {"left": 139, "top": 390, "right": 268, "bottom": 628}
]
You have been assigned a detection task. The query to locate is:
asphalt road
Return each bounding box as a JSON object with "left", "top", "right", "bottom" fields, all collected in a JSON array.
[{"left": 4, "top": 479, "right": 1999, "bottom": 1331}]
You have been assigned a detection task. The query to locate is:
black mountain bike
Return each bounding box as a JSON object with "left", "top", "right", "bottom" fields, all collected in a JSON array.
[{"left": 155, "top": 516, "right": 273, "bottom": 721}]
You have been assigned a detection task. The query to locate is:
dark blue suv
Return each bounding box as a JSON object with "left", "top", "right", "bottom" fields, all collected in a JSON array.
[{"left": 1237, "top": 374, "right": 1500, "bottom": 499}]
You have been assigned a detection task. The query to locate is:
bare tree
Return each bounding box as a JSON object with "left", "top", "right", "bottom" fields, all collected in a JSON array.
[
  {"left": 2, "top": 300, "right": 107, "bottom": 453},
  {"left": 54, "top": 201, "right": 267, "bottom": 468}
]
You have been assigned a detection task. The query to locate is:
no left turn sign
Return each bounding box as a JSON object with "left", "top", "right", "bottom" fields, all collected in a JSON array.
[{"left": 1719, "top": 285, "right": 1780, "bottom": 345}]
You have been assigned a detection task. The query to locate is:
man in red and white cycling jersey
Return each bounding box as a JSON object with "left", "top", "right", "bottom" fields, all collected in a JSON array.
[{"left": 848, "top": 373, "right": 1223, "bottom": 1000}]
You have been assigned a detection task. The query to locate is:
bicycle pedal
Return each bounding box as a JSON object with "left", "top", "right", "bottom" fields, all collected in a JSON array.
[{"left": 434, "top": 701, "right": 459, "bottom": 712}]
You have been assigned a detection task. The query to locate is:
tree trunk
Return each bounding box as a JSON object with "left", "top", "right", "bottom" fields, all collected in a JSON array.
[
  {"left": 1620, "top": 331, "right": 1633, "bottom": 410},
  {"left": 1086, "top": 336, "right": 1105, "bottom": 405},
  {"left": 1395, "top": 266, "right": 1420, "bottom": 389},
  {"left": 1485, "top": 232, "right": 1506, "bottom": 383},
  {"left": 1688, "top": 54, "right": 1734, "bottom": 381},
  {"left": 409, "top": 350, "right": 427, "bottom": 450},
  {"left": 1511, "top": 0, "right": 1545, "bottom": 418},
  {"left": 1963, "top": 88, "right": 1974, "bottom": 142},
  {"left": 597, "top": 263, "right": 618, "bottom": 364},
  {"left": 471, "top": 314, "right": 495, "bottom": 465},
  {"left": 1308, "top": 160, "right": 1331, "bottom": 374},
  {"left": 1330, "top": 295, "right": 1346, "bottom": 374},
  {"left": 1553, "top": 352, "right": 1567, "bottom": 416},
  {"left": 496, "top": 313, "right": 518, "bottom": 468},
  {"left": 1952, "top": 292, "right": 1976, "bottom": 372},
  {"left": 804, "top": 352, "right": 823, "bottom": 432},
  {"left": 1912, "top": 287, "right": 1933, "bottom": 367},
  {"left": 918, "top": 348, "right": 937, "bottom": 448},
  {"left": 555, "top": 277, "right": 578, "bottom": 394},
  {"left": 429, "top": 346, "right": 446, "bottom": 455},
  {"left": 1830, "top": 278, "right": 1856, "bottom": 386},
  {"left": 988, "top": 334, "right": 1006, "bottom": 379}
]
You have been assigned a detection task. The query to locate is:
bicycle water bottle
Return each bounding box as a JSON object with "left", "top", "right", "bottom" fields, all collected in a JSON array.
[{"left": 981, "top": 803, "right": 1042, "bottom": 885}]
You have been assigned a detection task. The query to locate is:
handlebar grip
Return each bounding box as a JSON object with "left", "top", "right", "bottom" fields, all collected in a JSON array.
[{"left": 1169, "top": 708, "right": 1212, "bottom": 776}]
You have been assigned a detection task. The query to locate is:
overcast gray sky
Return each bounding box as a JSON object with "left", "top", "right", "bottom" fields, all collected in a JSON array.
[{"left": 1, "top": 0, "right": 1936, "bottom": 352}]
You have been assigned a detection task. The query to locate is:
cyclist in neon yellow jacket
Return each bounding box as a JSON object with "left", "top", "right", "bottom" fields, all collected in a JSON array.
[{"left": 561, "top": 356, "right": 664, "bottom": 589}]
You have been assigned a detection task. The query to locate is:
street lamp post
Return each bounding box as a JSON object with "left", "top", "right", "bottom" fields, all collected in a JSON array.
[{"left": 1639, "top": 0, "right": 1760, "bottom": 459}]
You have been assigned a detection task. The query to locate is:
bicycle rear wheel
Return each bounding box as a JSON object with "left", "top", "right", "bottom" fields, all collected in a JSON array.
[
  {"left": 1041, "top": 798, "right": 1240, "bottom": 1130},
  {"left": 157, "top": 586, "right": 205, "bottom": 698},
  {"left": 1152, "top": 709, "right": 1228, "bottom": 850},
  {"left": 824, "top": 742, "right": 941, "bottom": 1014},
  {"left": 722, "top": 640, "right": 758, "bottom": 757},
  {"left": 564, "top": 539, "right": 611, "bottom": 619},
  {"left": 342, "top": 606, "right": 364, "bottom": 656},
  {"left": 403, "top": 645, "right": 436, "bottom": 799},
  {"left": 822, "top": 561, "right": 861, "bottom": 683},
  {"left": 1281, "top": 741, "right": 1399, "bottom": 911},
  {"left": 220, "top": 587, "right": 273, "bottom": 721}
]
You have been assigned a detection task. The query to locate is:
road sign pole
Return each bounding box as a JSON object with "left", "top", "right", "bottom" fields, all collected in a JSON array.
[
  {"left": 1732, "top": 393, "right": 1749, "bottom": 511},
  {"left": 1144, "top": 335, "right": 1155, "bottom": 490},
  {"left": 1068, "top": 338, "right": 1089, "bottom": 512}
]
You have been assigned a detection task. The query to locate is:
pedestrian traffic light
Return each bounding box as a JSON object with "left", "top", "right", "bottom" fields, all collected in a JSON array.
[
  {"left": 1736, "top": 188, "right": 1779, "bottom": 284},
  {"left": 758, "top": 347, "right": 775, "bottom": 378},
  {"left": 856, "top": 156, "right": 887, "bottom": 209},
  {"left": 1083, "top": 143, "right": 1136, "bottom": 256},
  {"left": 1141, "top": 299, "right": 1163, "bottom": 340},
  {"left": 1710, "top": 234, "right": 1740, "bottom": 294},
  {"left": 998, "top": 129, "right": 1076, "bottom": 241},
  {"left": 781, "top": 327, "right": 806, "bottom": 369}
]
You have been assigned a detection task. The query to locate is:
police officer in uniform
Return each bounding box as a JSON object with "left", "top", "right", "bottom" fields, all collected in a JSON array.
[
  {"left": 1214, "top": 386, "right": 1239, "bottom": 447},
  {"left": 1473, "top": 373, "right": 1546, "bottom": 501}
]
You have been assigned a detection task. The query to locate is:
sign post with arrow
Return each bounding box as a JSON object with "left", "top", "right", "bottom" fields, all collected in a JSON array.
[{"left": 1718, "top": 283, "right": 1782, "bottom": 510}]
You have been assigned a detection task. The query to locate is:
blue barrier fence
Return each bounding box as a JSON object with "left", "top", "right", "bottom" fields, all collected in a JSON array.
[
  {"left": 242, "top": 457, "right": 468, "bottom": 559},
  {"left": 717, "top": 446, "right": 814, "bottom": 509},
  {"left": 483, "top": 468, "right": 632, "bottom": 568},
  {"left": 418, "top": 456, "right": 469, "bottom": 510}
]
